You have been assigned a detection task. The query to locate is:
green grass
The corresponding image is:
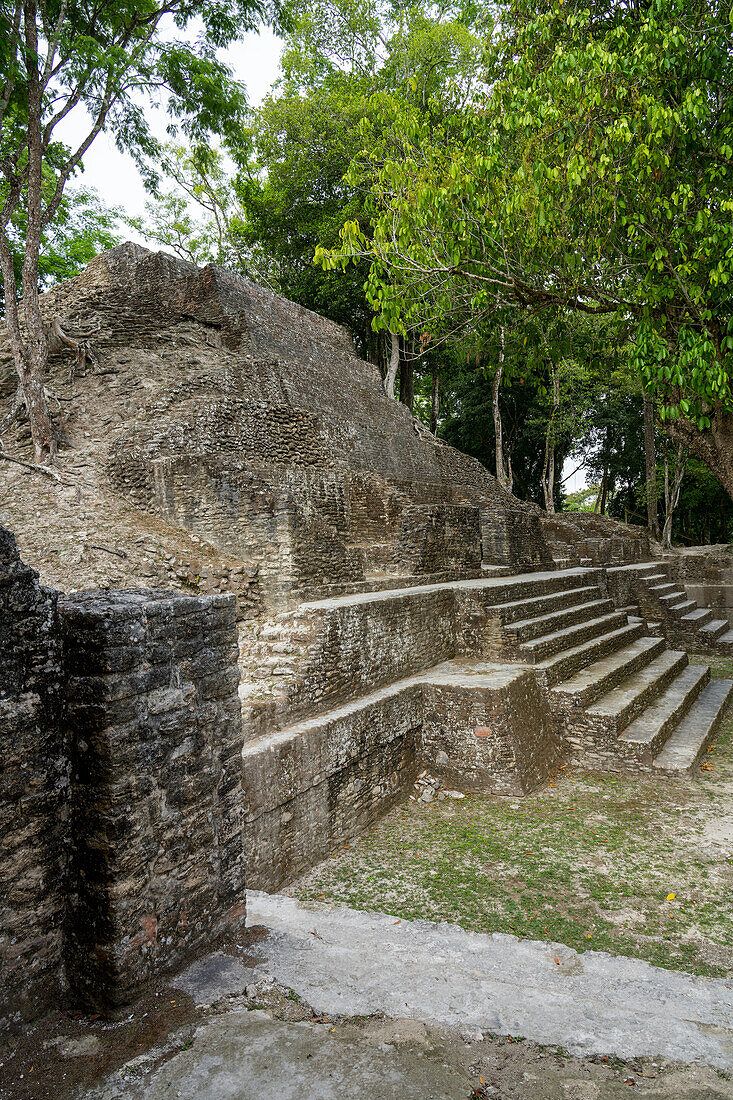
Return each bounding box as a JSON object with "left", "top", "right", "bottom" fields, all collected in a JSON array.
[{"left": 289, "top": 655, "right": 733, "bottom": 978}]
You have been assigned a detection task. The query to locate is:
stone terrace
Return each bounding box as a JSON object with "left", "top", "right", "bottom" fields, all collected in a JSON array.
[{"left": 240, "top": 566, "right": 733, "bottom": 890}]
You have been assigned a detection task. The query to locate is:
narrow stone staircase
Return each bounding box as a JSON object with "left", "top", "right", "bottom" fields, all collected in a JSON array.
[
  {"left": 478, "top": 569, "right": 732, "bottom": 773},
  {"left": 607, "top": 562, "right": 733, "bottom": 652}
]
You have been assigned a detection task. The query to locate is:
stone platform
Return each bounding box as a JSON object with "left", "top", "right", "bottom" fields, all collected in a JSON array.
[{"left": 240, "top": 567, "right": 733, "bottom": 890}]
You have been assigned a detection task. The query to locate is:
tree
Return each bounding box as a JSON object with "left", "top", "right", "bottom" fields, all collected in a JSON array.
[
  {"left": 131, "top": 144, "right": 277, "bottom": 284},
  {"left": 1, "top": 183, "right": 120, "bottom": 304},
  {"left": 242, "top": 77, "right": 379, "bottom": 352},
  {"left": 321, "top": 0, "right": 733, "bottom": 498},
  {"left": 0, "top": 0, "right": 281, "bottom": 463},
  {"left": 242, "top": 0, "right": 487, "bottom": 363}
]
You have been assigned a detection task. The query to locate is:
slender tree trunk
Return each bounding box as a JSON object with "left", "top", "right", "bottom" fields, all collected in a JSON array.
[
  {"left": 492, "top": 326, "right": 513, "bottom": 493},
  {"left": 399, "top": 343, "right": 414, "bottom": 412},
  {"left": 662, "top": 443, "right": 687, "bottom": 550},
  {"left": 643, "top": 391, "right": 659, "bottom": 538},
  {"left": 1, "top": 0, "right": 55, "bottom": 463},
  {"left": 594, "top": 470, "right": 608, "bottom": 515},
  {"left": 542, "top": 360, "right": 560, "bottom": 513},
  {"left": 430, "top": 363, "right": 439, "bottom": 433},
  {"left": 384, "top": 332, "right": 400, "bottom": 399}
]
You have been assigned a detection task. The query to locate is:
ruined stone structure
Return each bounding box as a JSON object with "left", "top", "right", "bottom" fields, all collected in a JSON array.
[
  {"left": 2, "top": 244, "right": 733, "bottom": 1023},
  {"left": 0, "top": 529, "right": 246, "bottom": 1027}
]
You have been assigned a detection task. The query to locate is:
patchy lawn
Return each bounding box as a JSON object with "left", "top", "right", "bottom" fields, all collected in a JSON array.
[{"left": 287, "top": 655, "right": 733, "bottom": 978}]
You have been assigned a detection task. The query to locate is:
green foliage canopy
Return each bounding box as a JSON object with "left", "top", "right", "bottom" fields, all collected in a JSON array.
[{"left": 320, "top": 0, "right": 733, "bottom": 491}]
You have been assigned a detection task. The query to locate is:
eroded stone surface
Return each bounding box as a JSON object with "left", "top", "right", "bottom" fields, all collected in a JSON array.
[{"left": 246, "top": 892, "right": 733, "bottom": 1069}]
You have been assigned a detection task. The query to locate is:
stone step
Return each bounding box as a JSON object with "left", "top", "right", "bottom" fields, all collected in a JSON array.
[
  {"left": 718, "top": 629, "right": 733, "bottom": 645},
  {"left": 668, "top": 600, "right": 697, "bottom": 616},
  {"left": 585, "top": 650, "right": 689, "bottom": 734},
  {"left": 699, "top": 618, "right": 730, "bottom": 640},
  {"left": 490, "top": 585, "right": 600, "bottom": 626},
  {"left": 681, "top": 607, "right": 713, "bottom": 627},
  {"left": 659, "top": 590, "right": 688, "bottom": 606},
  {"left": 653, "top": 679, "right": 733, "bottom": 773},
  {"left": 648, "top": 582, "right": 680, "bottom": 596},
  {"left": 481, "top": 564, "right": 513, "bottom": 577},
  {"left": 536, "top": 622, "right": 646, "bottom": 685},
  {"left": 505, "top": 598, "right": 613, "bottom": 644},
  {"left": 617, "top": 604, "right": 642, "bottom": 618},
  {"left": 618, "top": 664, "right": 710, "bottom": 763},
  {"left": 606, "top": 562, "right": 661, "bottom": 576},
  {"left": 520, "top": 611, "right": 628, "bottom": 663},
  {"left": 550, "top": 636, "right": 666, "bottom": 709}
]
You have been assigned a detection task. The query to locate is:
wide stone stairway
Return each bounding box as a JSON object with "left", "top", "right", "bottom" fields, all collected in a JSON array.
[{"left": 238, "top": 565, "right": 733, "bottom": 890}]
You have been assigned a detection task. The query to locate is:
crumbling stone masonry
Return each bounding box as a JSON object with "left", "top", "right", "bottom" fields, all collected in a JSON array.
[
  {"left": 3, "top": 245, "right": 733, "bottom": 1025},
  {"left": 0, "top": 530, "right": 246, "bottom": 1027},
  {"left": 0, "top": 529, "right": 64, "bottom": 1027}
]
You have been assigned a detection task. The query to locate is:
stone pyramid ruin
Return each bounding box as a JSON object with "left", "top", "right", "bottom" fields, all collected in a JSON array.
[{"left": 2, "top": 243, "right": 732, "bottom": 1025}]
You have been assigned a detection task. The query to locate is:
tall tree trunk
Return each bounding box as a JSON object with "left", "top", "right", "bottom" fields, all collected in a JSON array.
[
  {"left": 399, "top": 345, "right": 414, "bottom": 412},
  {"left": 542, "top": 360, "right": 560, "bottom": 513},
  {"left": 643, "top": 391, "right": 659, "bottom": 538},
  {"left": 662, "top": 443, "right": 687, "bottom": 550},
  {"left": 0, "top": 0, "right": 55, "bottom": 463},
  {"left": 594, "top": 470, "right": 608, "bottom": 514},
  {"left": 430, "top": 363, "right": 439, "bottom": 433},
  {"left": 384, "top": 332, "right": 400, "bottom": 399},
  {"left": 492, "top": 326, "right": 513, "bottom": 493}
]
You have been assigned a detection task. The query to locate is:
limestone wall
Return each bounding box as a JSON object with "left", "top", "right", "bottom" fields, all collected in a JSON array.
[
  {"left": 0, "top": 529, "right": 246, "bottom": 1026},
  {"left": 60, "top": 590, "right": 245, "bottom": 1009},
  {"left": 22, "top": 243, "right": 553, "bottom": 602},
  {"left": 0, "top": 530, "right": 65, "bottom": 1027}
]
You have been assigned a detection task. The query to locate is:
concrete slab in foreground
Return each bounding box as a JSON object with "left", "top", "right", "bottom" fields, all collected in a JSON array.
[{"left": 247, "top": 892, "right": 733, "bottom": 1070}]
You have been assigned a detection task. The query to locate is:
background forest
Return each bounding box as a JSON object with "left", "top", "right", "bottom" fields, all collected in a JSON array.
[{"left": 3, "top": 0, "right": 732, "bottom": 545}]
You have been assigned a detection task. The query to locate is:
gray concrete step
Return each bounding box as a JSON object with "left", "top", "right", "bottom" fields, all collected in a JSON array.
[
  {"left": 648, "top": 582, "right": 679, "bottom": 596},
  {"left": 490, "top": 585, "right": 600, "bottom": 625},
  {"left": 506, "top": 598, "right": 613, "bottom": 643},
  {"left": 680, "top": 607, "right": 713, "bottom": 627},
  {"left": 718, "top": 629, "right": 733, "bottom": 645},
  {"left": 537, "top": 622, "right": 646, "bottom": 685},
  {"left": 586, "top": 650, "right": 689, "bottom": 734},
  {"left": 618, "top": 664, "right": 710, "bottom": 763},
  {"left": 480, "top": 564, "right": 512, "bottom": 576},
  {"left": 699, "top": 619, "right": 729, "bottom": 640},
  {"left": 653, "top": 678, "right": 733, "bottom": 773},
  {"left": 550, "top": 636, "right": 666, "bottom": 710},
  {"left": 521, "top": 611, "right": 628, "bottom": 662},
  {"left": 659, "top": 590, "right": 688, "bottom": 606},
  {"left": 668, "top": 599, "right": 697, "bottom": 616},
  {"left": 606, "top": 561, "right": 661, "bottom": 576}
]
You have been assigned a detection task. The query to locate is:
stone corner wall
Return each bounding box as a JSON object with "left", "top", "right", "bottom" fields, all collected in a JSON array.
[
  {"left": 1, "top": 527, "right": 247, "bottom": 1025},
  {"left": 0, "top": 529, "right": 65, "bottom": 1028},
  {"left": 59, "top": 588, "right": 246, "bottom": 1009}
]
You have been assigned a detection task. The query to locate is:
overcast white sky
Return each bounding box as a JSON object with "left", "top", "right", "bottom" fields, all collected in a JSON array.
[{"left": 58, "top": 27, "right": 284, "bottom": 228}]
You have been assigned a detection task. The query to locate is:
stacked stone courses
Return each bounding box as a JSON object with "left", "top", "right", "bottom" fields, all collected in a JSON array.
[
  {"left": 4, "top": 245, "right": 733, "bottom": 1026},
  {"left": 0, "top": 534, "right": 246, "bottom": 1027},
  {"left": 60, "top": 589, "right": 245, "bottom": 1009},
  {"left": 0, "top": 529, "right": 65, "bottom": 1027}
]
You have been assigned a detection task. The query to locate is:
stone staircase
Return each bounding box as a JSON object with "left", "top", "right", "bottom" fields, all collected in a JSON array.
[
  {"left": 607, "top": 562, "right": 733, "bottom": 653},
  {"left": 239, "top": 567, "right": 733, "bottom": 888}
]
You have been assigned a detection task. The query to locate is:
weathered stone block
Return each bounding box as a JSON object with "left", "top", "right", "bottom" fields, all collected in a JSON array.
[{"left": 59, "top": 588, "right": 246, "bottom": 1010}]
